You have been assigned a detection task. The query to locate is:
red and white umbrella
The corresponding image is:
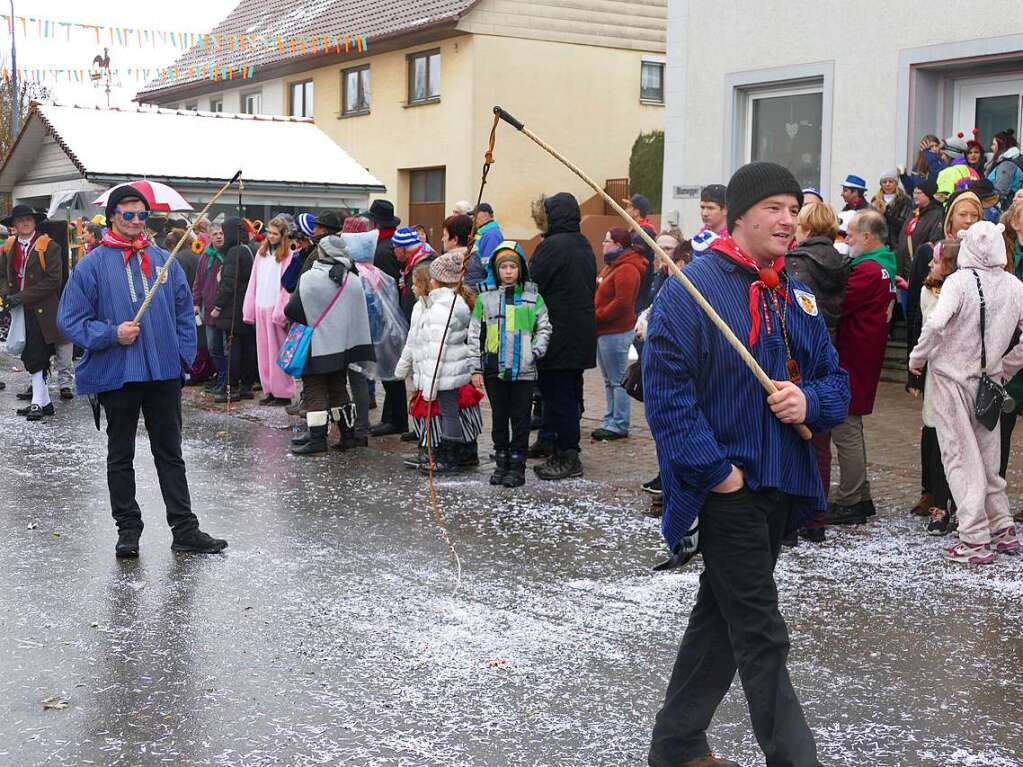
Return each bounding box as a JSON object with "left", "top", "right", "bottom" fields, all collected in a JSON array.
[{"left": 93, "top": 180, "right": 194, "bottom": 213}]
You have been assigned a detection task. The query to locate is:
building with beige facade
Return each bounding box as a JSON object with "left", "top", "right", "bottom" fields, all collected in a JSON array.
[
  {"left": 661, "top": 0, "right": 1023, "bottom": 234},
  {"left": 136, "top": 0, "right": 667, "bottom": 245}
]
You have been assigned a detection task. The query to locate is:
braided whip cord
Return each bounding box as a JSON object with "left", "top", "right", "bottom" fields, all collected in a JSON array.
[{"left": 422, "top": 113, "right": 502, "bottom": 595}]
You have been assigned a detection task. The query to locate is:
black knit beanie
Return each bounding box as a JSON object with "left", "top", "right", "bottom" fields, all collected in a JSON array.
[
  {"left": 105, "top": 185, "right": 151, "bottom": 226},
  {"left": 725, "top": 162, "right": 803, "bottom": 233}
]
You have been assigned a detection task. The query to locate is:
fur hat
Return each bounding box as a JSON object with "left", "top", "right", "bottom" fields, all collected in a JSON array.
[
  {"left": 725, "top": 162, "right": 803, "bottom": 232},
  {"left": 429, "top": 250, "right": 465, "bottom": 283}
]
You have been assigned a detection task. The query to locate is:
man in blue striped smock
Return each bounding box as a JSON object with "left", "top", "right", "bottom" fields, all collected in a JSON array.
[
  {"left": 644, "top": 162, "right": 850, "bottom": 767},
  {"left": 58, "top": 185, "right": 227, "bottom": 559}
]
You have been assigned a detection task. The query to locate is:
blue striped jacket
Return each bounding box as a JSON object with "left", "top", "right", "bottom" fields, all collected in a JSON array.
[
  {"left": 58, "top": 245, "right": 196, "bottom": 395},
  {"left": 643, "top": 251, "right": 850, "bottom": 550}
]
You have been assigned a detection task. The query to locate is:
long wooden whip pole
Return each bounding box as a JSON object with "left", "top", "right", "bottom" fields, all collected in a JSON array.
[
  {"left": 132, "top": 170, "right": 242, "bottom": 323},
  {"left": 492, "top": 107, "right": 811, "bottom": 441}
]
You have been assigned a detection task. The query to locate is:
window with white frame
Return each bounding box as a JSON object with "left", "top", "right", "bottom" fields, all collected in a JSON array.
[
  {"left": 641, "top": 61, "right": 665, "bottom": 103},
  {"left": 289, "top": 80, "right": 314, "bottom": 117},
  {"left": 209, "top": 97, "right": 223, "bottom": 113},
  {"left": 745, "top": 84, "right": 823, "bottom": 191},
  {"left": 241, "top": 90, "right": 262, "bottom": 115},
  {"left": 184, "top": 101, "right": 198, "bottom": 111}
]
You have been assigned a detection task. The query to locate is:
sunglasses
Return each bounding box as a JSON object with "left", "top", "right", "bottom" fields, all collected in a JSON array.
[{"left": 116, "top": 209, "right": 151, "bottom": 222}]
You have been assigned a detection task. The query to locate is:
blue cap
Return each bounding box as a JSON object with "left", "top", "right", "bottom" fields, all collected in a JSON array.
[
  {"left": 841, "top": 174, "right": 868, "bottom": 191},
  {"left": 801, "top": 186, "right": 824, "bottom": 200}
]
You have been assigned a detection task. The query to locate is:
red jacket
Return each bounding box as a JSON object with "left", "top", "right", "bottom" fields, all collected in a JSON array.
[
  {"left": 595, "top": 249, "right": 646, "bottom": 335},
  {"left": 835, "top": 259, "right": 896, "bottom": 415}
]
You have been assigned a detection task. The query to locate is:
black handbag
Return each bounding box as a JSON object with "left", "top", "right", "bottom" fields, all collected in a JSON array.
[
  {"left": 971, "top": 269, "right": 1007, "bottom": 431},
  {"left": 622, "top": 360, "right": 644, "bottom": 402}
]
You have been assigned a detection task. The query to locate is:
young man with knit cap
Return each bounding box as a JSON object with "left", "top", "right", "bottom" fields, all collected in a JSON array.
[
  {"left": 58, "top": 184, "right": 227, "bottom": 558},
  {"left": 644, "top": 162, "right": 849, "bottom": 767}
]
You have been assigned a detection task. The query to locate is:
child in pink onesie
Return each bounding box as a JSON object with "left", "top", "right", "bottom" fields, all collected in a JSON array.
[
  {"left": 909, "top": 220, "right": 1023, "bottom": 564},
  {"left": 243, "top": 216, "right": 295, "bottom": 404}
]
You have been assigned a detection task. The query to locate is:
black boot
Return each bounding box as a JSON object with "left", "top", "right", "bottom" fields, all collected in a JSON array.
[
  {"left": 502, "top": 451, "right": 527, "bottom": 488},
  {"left": 527, "top": 438, "right": 554, "bottom": 459},
  {"left": 115, "top": 528, "right": 141, "bottom": 559},
  {"left": 459, "top": 439, "right": 480, "bottom": 468},
  {"left": 291, "top": 430, "right": 311, "bottom": 446},
  {"left": 238, "top": 385, "right": 255, "bottom": 400},
  {"left": 171, "top": 529, "right": 228, "bottom": 554},
  {"left": 490, "top": 449, "right": 510, "bottom": 485},
  {"left": 292, "top": 413, "right": 329, "bottom": 455},
  {"left": 420, "top": 441, "right": 461, "bottom": 475}
]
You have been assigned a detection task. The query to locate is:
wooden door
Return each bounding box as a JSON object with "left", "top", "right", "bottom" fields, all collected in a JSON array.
[{"left": 408, "top": 167, "right": 445, "bottom": 250}]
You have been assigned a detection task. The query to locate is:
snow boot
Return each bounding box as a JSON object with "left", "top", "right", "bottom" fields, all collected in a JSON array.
[
  {"left": 502, "top": 452, "right": 527, "bottom": 488},
  {"left": 292, "top": 412, "right": 328, "bottom": 455},
  {"left": 420, "top": 441, "right": 461, "bottom": 475},
  {"left": 490, "top": 449, "right": 510, "bottom": 485}
]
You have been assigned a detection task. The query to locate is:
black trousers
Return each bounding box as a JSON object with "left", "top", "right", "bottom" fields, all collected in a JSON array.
[
  {"left": 536, "top": 369, "right": 583, "bottom": 453},
  {"left": 921, "top": 426, "right": 951, "bottom": 509},
  {"left": 649, "top": 488, "right": 821, "bottom": 767},
  {"left": 1000, "top": 410, "right": 1017, "bottom": 479},
  {"left": 226, "top": 332, "right": 257, "bottom": 388},
  {"left": 99, "top": 379, "right": 199, "bottom": 536},
  {"left": 380, "top": 378, "right": 409, "bottom": 430},
  {"left": 485, "top": 378, "right": 534, "bottom": 452}
]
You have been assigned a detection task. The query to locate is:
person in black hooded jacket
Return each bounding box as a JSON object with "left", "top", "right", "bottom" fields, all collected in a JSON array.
[
  {"left": 211, "top": 217, "right": 257, "bottom": 402},
  {"left": 528, "top": 192, "right": 597, "bottom": 480}
]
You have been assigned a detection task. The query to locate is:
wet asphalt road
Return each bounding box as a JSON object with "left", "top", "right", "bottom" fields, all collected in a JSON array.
[{"left": 1, "top": 369, "right": 1022, "bottom": 767}]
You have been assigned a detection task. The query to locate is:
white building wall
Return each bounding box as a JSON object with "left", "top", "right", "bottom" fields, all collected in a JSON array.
[
  {"left": 153, "top": 78, "right": 287, "bottom": 115},
  {"left": 662, "top": 0, "right": 1023, "bottom": 233}
]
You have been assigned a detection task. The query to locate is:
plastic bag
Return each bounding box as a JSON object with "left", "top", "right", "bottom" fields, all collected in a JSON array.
[{"left": 5, "top": 305, "right": 25, "bottom": 355}]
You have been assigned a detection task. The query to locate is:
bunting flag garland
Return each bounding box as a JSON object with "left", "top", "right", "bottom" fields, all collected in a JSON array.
[
  {"left": 0, "top": 13, "right": 369, "bottom": 56},
  {"left": 1, "top": 65, "right": 257, "bottom": 84}
]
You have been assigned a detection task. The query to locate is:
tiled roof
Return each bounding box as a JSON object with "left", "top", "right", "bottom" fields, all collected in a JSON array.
[{"left": 136, "top": 0, "right": 477, "bottom": 99}]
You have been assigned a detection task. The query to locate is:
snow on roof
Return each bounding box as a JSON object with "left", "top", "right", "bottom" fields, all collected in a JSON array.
[{"left": 9, "top": 102, "right": 385, "bottom": 191}]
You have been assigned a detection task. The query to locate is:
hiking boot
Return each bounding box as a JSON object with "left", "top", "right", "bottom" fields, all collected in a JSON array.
[
  {"left": 59, "top": 387, "right": 74, "bottom": 400},
  {"left": 799, "top": 526, "right": 827, "bottom": 544},
  {"left": 527, "top": 438, "right": 554, "bottom": 459},
  {"left": 490, "top": 449, "right": 510, "bottom": 485},
  {"left": 534, "top": 449, "right": 583, "bottom": 481},
  {"left": 926, "top": 507, "right": 952, "bottom": 536},
  {"left": 591, "top": 427, "right": 626, "bottom": 441},
  {"left": 825, "top": 502, "right": 867, "bottom": 526},
  {"left": 991, "top": 525, "right": 1021, "bottom": 555},
  {"left": 502, "top": 452, "right": 527, "bottom": 488},
  {"left": 680, "top": 754, "right": 743, "bottom": 767},
  {"left": 942, "top": 540, "right": 995, "bottom": 565},
  {"left": 171, "top": 529, "right": 228, "bottom": 554},
  {"left": 16, "top": 385, "right": 31, "bottom": 400},
  {"left": 910, "top": 493, "right": 933, "bottom": 517},
  {"left": 642, "top": 474, "right": 662, "bottom": 495},
  {"left": 24, "top": 403, "right": 55, "bottom": 420},
  {"left": 115, "top": 529, "right": 141, "bottom": 559}
]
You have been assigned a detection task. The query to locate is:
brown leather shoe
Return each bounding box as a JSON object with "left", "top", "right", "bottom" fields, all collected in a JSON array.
[
  {"left": 910, "top": 493, "right": 933, "bottom": 517},
  {"left": 681, "top": 754, "right": 742, "bottom": 767}
]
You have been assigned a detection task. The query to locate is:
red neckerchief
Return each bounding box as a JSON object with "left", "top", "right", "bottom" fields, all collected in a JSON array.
[
  {"left": 11, "top": 232, "right": 38, "bottom": 282},
  {"left": 102, "top": 229, "right": 153, "bottom": 278},
  {"left": 400, "top": 244, "right": 430, "bottom": 278},
  {"left": 710, "top": 234, "right": 788, "bottom": 347},
  {"left": 906, "top": 208, "right": 921, "bottom": 236}
]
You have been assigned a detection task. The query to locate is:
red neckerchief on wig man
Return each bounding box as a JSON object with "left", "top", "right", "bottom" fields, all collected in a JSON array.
[
  {"left": 102, "top": 229, "right": 153, "bottom": 278},
  {"left": 710, "top": 233, "right": 788, "bottom": 348},
  {"left": 400, "top": 243, "right": 431, "bottom": 278}
]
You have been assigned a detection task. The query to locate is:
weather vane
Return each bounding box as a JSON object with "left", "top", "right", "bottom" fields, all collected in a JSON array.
[{"left": 90, "top": 47, "right": 113, "bottom": 107}]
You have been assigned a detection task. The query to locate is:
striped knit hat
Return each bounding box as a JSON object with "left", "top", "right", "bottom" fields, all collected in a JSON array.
[
  {"left": 295, "top": 213, "right": 316, "bottom": 237},
  {"left": 391, "top": 226, "right": 420, "bottom": 247}
]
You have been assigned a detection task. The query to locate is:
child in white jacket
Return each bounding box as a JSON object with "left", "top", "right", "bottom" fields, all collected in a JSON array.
[
  {"left": 394, "top": 251, "right": 477, "bottom": 474},
  {"left": 909, "top": 220, "right": 1023, "bottom": 564}
]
